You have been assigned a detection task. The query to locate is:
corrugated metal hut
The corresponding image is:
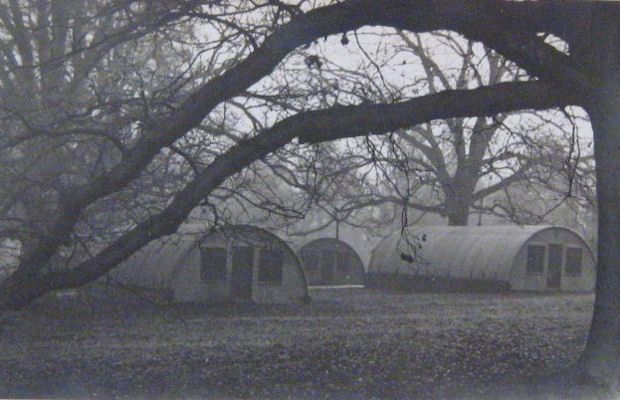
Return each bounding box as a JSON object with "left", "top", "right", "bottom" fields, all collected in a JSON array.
[
  {"left": 367, "top": 225, "right": 596, "bottom": 292},
  {"left": 298, "top": 238, "right": 365, "bottom": 285},
  {"left": 110, "top": 225, "right": 309, "bottom": 304}
]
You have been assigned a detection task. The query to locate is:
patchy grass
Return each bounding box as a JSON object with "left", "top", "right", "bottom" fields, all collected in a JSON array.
[{"left": 0, "top": 288, "right": 599, "bottom": 399}]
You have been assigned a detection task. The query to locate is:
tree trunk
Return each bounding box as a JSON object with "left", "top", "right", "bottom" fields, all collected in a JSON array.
[
  {"left": 579, "top": 100, "right": 620, "bottom": 390},
  {"left": 446, "top": 203, "right": 470, "bottom": 226},
  {"left": 445, "top": 184, "right": 473, "bottom": 226},
  {"left": 573, "top": 8, "right": 620, "bottom": 390}
]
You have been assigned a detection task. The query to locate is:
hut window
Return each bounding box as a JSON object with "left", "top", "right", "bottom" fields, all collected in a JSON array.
[
  {"left": 526, "top": 245, "right": 545, "bottom": 275},
  {"left": 201, "top": 247, "right": 227, "bottom": 282},
  {"left": 565, "top": 247, "right": 583, "bottom": 276},
  {"left": 258, "top": 249, "right": 283, "bottom": 284}
]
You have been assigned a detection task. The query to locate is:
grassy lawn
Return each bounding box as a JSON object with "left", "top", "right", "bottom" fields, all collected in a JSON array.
[{"left": 0, "top": 288, "right": 594, "bottom": 399}]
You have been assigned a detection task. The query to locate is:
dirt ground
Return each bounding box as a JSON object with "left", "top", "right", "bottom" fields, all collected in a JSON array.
[{"left": 0, "top": 288, "right": 608, "bottom": 399}]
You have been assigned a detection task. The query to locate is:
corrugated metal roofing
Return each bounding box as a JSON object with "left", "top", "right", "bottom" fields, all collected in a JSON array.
[
  {"left": 300, "top": 238, "right": 365, "bottom": 266},
  {"left": 109, "top": 233, "right": 197, "bottom": 288},
  {"left": 110, "top": 225, "right": 299, "bottom": 289},
  {"left": 369, "top": 225, "right": 560, "bottom": 281}
]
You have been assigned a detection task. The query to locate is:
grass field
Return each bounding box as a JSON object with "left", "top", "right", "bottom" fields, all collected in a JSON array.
[{"left": 0, "top": 288, "right": 596, "bottom": 399}]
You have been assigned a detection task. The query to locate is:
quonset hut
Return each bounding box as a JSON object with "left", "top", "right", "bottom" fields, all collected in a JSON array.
[
  {"left": 298, "top": 238, "right": 365, "bottom": 286},
  {"left": 367, "top": 225, "right": 596, "bottom": 292},
  {"left": 110, "top": 225, "right": 308, "bottom": 304}
]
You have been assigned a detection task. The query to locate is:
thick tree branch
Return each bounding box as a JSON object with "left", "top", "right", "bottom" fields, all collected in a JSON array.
[
  {"left": 448, "top": 2, "right": 596, "bottom": 95},
  {"left": 297, "top": 81, "right": 576, "bottom": 144}
]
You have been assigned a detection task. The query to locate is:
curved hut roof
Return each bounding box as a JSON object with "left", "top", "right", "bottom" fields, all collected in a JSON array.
[
  {"left": 300, "top": 238, "right": 364, "bottom": 265},
  {"left": 369, "top": 225, "right": 595, "bottom": 281},
  {"left": 109, "top": 232, "right": 196, "bottom": 288},
  {"left": 111, "top": 224, "right": 308, "bottom": 291}
]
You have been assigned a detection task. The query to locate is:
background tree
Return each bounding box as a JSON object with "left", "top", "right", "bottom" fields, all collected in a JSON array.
[
  {"left": 0, "top": 0, "right": 293, "bottom": 283},
  {"left": 269, "top": 30, "right": 590, "bottom": 230}
]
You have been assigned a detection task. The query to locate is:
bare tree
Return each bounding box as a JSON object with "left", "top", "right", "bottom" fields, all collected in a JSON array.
[
  {"left": 262, "top": 29, "right": 586, "bottom": 228},
  {"left": 0, "top": 0, "right": 292, "bottom": 286},
  {"left": 301, "top": 31, "right": 586, "bottom": 227}
]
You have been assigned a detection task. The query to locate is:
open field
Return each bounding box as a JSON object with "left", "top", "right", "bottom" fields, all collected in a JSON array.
[{"left": 0, "top": 288, "right": 598, "bottom": 399}]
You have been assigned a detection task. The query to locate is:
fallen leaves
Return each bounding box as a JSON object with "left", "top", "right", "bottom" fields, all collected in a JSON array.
[{"left": 0, "top": 290, "right": 594, "bottom": 399}]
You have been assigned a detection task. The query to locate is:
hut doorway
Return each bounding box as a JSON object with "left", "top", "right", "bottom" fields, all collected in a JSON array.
[
  {"left": 546, "top": 244, "right": 563, "bottom": 289},
  {"left": 320, "top": 250, "right": 336, "bottom": 284},
  {"left": 232, "top": 247, "right": 253, "bottom": 300},
  {"left": 299, "top": 238, "right": 365, "bottom": 286}
]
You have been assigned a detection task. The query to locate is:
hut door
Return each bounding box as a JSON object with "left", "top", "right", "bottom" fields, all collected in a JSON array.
[
  {"left": 320, "top": 250, "right": 336, "bottom": 284},
  {"left": 337, "top": 252, "right": 351, "bottom": 283},
  {"left": 231, "top": 247, "right": 254, "bottom": 301},
  {"left": 546, "top": 244, "right": 563, "bottom": 289}
]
